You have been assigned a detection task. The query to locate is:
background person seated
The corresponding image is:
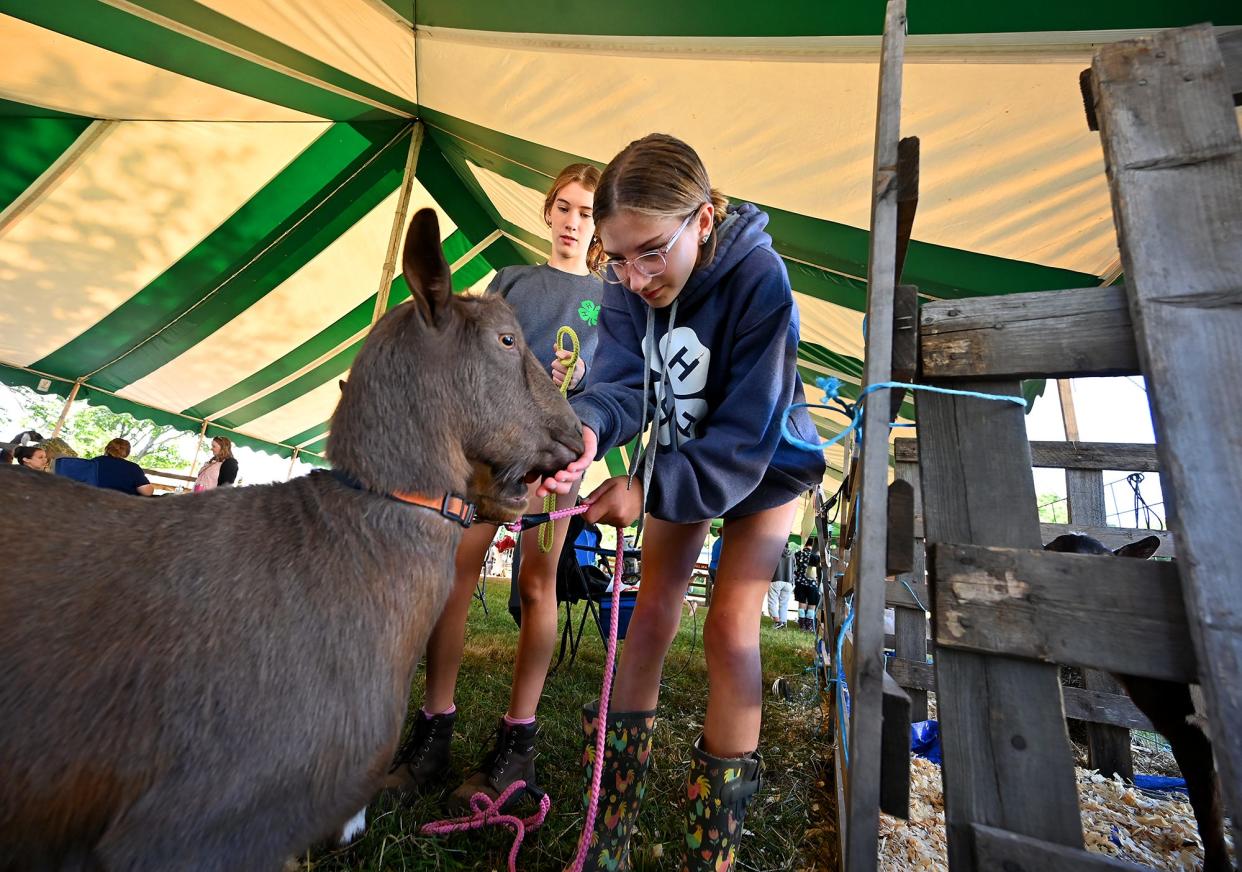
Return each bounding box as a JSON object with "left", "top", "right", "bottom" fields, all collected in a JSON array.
[
  {"left": 14, "top": 445, "right": 50, "bottom": 471},
  {"left": 93, "top": 438, "right": 154, "bottom": 497}
]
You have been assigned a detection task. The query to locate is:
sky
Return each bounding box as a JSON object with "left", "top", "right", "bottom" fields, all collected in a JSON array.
[{"left": 1024, "top": 375, "right": 1166, "bottom": 528}]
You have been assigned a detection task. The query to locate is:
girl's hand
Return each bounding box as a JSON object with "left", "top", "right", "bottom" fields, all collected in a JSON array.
[
  {"left": 551, "top": 349, "right": 586, "bottom": 390},
  {"left": 537, "top": 426, "right": 596, "bottom": 496},
  {"left": 583, "top": 476, "right": 644, "bottom": 528}
]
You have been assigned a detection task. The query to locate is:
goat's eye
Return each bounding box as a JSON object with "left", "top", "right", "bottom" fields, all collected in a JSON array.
[{"left": 499, "top": 333, "right": 516, "bottom": 348}]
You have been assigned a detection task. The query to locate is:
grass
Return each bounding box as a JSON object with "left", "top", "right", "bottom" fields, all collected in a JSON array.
[{"left": 299, "top": 581, "right": 832, "bottom": 871}]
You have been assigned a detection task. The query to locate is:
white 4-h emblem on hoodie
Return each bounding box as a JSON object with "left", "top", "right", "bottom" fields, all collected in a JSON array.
[{"left": 644, "top": 325, "right": 710, "bottom": 447}]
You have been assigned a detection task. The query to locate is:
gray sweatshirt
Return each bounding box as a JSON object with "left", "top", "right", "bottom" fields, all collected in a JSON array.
[{"left": 487, "top": 264, "right": 606, "bottom": 387}]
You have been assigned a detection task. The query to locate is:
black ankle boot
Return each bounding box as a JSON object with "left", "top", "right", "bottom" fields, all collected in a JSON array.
[
  {"left": 386, "top": 709, "right": 455, "bottom": 797},
  {"left": 448, "top": 718, "right": 541, "bottom": 813},
  {"left": 679, "top": 736, "right": 762, "bottom": 872}
]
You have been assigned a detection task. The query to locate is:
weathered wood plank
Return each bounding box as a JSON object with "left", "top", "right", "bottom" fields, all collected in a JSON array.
[
  {"left": 897, "top": 438, "right": 1162, "bottom": 473},
  {"left": 918, "top": 381, "right": 1083, "bottom": 871},
  {"left": 886, "top": 479, "right": 915, "bottom": 574},
  {"left": 894, "top": 138, "right": 920, "bottom": 284},
  {"left": 921, "top": 285, "right": 1139, "bottom": 380},
  {"left": 886, "top": 657, "right": 1155, "bottom": 732},
  {"left": 972, "top": 824, "right": 1152, "bottom": 872},
  {"left": 880, "top": 670, "right": 911, "bottom": 820},
  {"left": 932, "top": 543, "right": 1194, "bottom": 682},
  {"left": 1066, "top": 469, "right": 1134, "bottom": 781},
  {"left": 1031, "top": 441, "right": 1160, "bottom": 472},
  {"left": 893, "top": 459, "right": 928, "bottom": 721},
  {"left": 1220, "top": 28, "right": 1242, "bottom": 103},
  {"left": 890, "top": 284, "right": 920, "bottom": 420},
  {"left": 1039, "top": 523, "right": 1175, "bottom": 558},
  {"left": 841, "top": 2, "right": 908, "bottom": 868},
  {"left": 1094, "top": 23, "right": 1242, "bottom": 847}
]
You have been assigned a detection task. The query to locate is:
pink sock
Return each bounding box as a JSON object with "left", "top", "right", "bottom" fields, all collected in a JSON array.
[
  {"left": 422, "top": 703, "right": 456, "bottom": 718},
  {"left": 503, "top": 713, "right": 536, "bottom": 726}
]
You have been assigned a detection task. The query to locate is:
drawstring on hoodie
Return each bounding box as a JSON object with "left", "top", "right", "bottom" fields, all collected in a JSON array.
[{"left": 627, "top": 297, "right": 680, "bottom": 535}]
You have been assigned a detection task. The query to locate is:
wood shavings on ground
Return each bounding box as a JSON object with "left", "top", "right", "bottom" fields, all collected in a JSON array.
[{"left": 876, "top": 757, "right": 1222, "bottom": 871}]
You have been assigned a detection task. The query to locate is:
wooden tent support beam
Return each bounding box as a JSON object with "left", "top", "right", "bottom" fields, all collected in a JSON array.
[
  {"left": 372, "top": 122, "right": 424, "bottom": 325},
  {"left": 188, "top": 419, "right": 210, "bottom": 478},
  {"left": 50, "top": 379, "right": 83, "bottom": 439}
]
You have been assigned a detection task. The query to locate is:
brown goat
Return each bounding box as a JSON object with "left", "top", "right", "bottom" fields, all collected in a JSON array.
[
  {"left": 1044, "top": 533, "right": 1230, "bottom": 872},
  {"left": 0, "top": 209, "right": 583, "bottom": 871}
]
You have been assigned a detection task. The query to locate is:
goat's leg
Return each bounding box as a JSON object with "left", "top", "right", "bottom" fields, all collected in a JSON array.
[{"left": 1120, "top": 676, "right": 1230, "bottom": 872}]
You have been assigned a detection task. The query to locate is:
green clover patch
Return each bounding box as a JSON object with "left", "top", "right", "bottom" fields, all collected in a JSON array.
[{"left": 578, "top": 299, "right": 600, "bottom": 326}]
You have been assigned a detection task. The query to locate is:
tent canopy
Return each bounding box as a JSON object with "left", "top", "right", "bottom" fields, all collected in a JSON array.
[{"left": 2, "top": 1, "right": 1237, "bottom": 480}]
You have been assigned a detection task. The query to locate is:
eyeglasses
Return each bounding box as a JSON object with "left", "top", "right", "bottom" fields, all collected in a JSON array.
[{"left": 600, "top": 209, "right": 700, "bottom": 285}]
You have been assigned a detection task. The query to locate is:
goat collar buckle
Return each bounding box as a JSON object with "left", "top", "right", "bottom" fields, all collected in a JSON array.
[{"left": 331, "top": 471, "right": 475, "bottom": 528}]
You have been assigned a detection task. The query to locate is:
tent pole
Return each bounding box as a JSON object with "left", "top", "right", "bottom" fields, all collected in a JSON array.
[
  {"left": 372, "top": 122, "right": 424, "bottom": 325},
  {"left": 285, "top": 448, "right": 300, "bottom": 481},
  {"left": 50, "top": 379, "right": 83, "bottom": 438},
  {"left": 1057, "top": 379, "right": 1080, "bottom": 441},
  {"left": 188, "top": 420, "right": 210, "bottom": 477}
]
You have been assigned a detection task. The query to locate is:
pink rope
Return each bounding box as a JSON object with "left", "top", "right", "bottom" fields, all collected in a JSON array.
[
  {"left": 419, "top": 780, "right": 551, "bottom": 872},
  {"left": 567, "top": 532, "right": 624, "bottom": 872},
  {"left": 503, "top": 502, "right": 591, "bottom": 532},
  {"left": 423, "top": 501, "right": 625, "bottom": 872}
]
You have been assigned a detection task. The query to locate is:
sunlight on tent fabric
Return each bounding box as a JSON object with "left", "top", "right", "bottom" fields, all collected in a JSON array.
[
  {"left": 244, "top": 372, "right": 348, "bottom": 445},
  {"left": 466, "top": 160, "right": 552, "bottom": 241},
  {"left": 117, "top": 185, "right": 446, "bottom": 415},
  {"left": 418, "top": 27, "right": 1117, "bottom": 275},
  {"left": 0, "top": 16, "right": 317, "bottom": 122},
  {"left": 0, "top": 120, "right": 326, "bottom": 365},
  {"left": 195, "top": 0, "right": 418, "bottom": 108}
]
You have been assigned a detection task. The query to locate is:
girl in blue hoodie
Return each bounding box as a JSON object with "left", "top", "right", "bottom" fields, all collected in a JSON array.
[{"left": 540, "top": 134, "right": 824, "bottom": 872}]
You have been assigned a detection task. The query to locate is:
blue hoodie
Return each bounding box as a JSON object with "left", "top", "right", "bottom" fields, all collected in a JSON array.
[{"left": 571, "top": 203, "right": 825, "bottom": 524}]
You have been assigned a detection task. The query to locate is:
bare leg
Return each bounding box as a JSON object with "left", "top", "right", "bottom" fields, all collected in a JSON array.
[
  {"left": 610, "top": 517, "right": 711, "bottom": 713},
  {"left": 506, "top": 481, "right": 581, "bottom": 719},
  {"left": 703, "top": 500, "right": 798, "bottom": 757},
  {"left": 422, "top": 521, "right": 498, "bottom": 713}
]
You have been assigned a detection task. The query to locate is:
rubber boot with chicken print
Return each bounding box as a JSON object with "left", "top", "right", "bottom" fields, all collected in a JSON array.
[
  {"left": 679, "top": 735, "right": 762, "bottom": 872},
  {"left": 569, "top": 699, "right": 656, "bottom": 872}
]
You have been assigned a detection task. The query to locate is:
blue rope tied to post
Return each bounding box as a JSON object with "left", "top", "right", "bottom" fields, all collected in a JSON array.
[
  {"left": 833, "top": 596, "right": 856, "bottom": 766},
  {"left": 781, "top": 377, "right": 1028, "bottom": 453}
]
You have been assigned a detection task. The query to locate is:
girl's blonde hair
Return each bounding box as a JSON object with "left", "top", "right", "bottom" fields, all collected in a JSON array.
[
  {"left": 588, "top": 133, "right": 729, "bottom": 272},
  {"left": 543, "top": 163, "right": 601, "bottom": 223},
  {"left": 104, "top": 438, "right": 131, "bottom": 459},
  {"left": 212, "top": 435, "right": 234, "bottom": 461}
]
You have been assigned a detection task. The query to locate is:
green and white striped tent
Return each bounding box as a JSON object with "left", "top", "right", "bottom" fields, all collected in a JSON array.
[{"left": 2, "top": 2, "right": 1237, "bottom": 484}]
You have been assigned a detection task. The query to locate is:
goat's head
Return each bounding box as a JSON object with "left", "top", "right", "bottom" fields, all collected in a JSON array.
[
  {"left": 1043, "top": 532, "right": 1162, "bottom": 560},
  {"left": 327, "top": 209, "right": 583, "bottom": 521}
]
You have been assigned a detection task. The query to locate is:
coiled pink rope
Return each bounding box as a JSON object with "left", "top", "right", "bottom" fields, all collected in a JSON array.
[
  {"left": 419, "top": 780, "right": 551, "bottom": 872},
  {"left": 422, "top": 503, "right": 625, "bottom": 872}
]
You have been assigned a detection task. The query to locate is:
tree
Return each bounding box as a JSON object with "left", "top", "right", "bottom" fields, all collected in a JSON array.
[
  {"left": 1037, "top": 493, "right": 1069, "bottom": 524},
  {"left": 1, "top": 382, "right": 194, "bottom": 470}
]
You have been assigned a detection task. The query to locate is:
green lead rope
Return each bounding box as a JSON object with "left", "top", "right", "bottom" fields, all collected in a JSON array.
[{"left": 540, "top": 326, "right": 580, "bottom": 552}]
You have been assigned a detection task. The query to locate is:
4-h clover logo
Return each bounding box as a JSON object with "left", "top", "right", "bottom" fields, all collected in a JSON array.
[{"left": 578, "top": 299, "right": 600, "bottom": 326}]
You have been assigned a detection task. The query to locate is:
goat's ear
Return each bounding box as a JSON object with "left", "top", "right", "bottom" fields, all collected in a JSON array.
[
  {"left": 338, "top": 379, "right": 347, "bottom": 393},
  {"left": 402, "top": 208, "right": 452, "bottom": 327},
  {"left": 1114, "top": 535, "right": 1162, "bottom": 560}
]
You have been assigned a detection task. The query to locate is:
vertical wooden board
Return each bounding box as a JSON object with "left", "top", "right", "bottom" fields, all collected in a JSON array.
[
  {"left": 890, "top": 284, "right": 920, "bottom": 420},
  {"left": 843, "top": 2, "right": 908, "bottom": 870},
  {"left": 918, "top": 384, "right": 1083, "bottom": 872},
  {"left": 894, "top": 460, "right": 928, "bottom": 721},
  {"left": 880, "top": 671, "right": 912, "bottom": 819},
  {"left": 1065, "top": 468, "right": 1134, "bottom": 781},
  {"left": 886, "top": 479, "right": 915, "bottom": 574},
  {"left": 1093, "top": 23, "right": 1242, "bottom": 850}
]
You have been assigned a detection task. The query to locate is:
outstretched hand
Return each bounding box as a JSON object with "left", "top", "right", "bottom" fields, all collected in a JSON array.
[
  {"left": 536, "top": 425, "right": 597, "bottom": 497},
  {"left": 582, "top": 475, "right": 644, "bottom": 528}
]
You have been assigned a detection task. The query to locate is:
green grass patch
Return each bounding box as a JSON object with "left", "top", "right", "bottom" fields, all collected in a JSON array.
[{"left": 299, "top": 581, "right": 831, "bottom": 870}]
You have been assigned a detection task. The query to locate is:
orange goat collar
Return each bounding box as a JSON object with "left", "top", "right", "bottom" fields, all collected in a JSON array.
[{"left": 332, "top": 470, "right": 476, "bottom": 528}]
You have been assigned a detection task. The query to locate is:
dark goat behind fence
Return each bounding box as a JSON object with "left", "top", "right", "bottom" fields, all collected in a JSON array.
[
  {"left": 1044, "top": 533, "right": 1230, "bottom": 872},
  {"left": 0, "top": 209, "right": 583, "bottom": 872}
]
